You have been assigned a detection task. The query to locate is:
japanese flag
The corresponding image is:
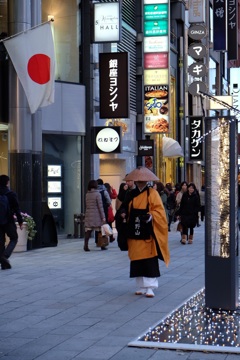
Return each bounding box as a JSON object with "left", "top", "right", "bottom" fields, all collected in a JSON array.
[{"left": 3, "top": 22, "right": 55, "bottom": 114}]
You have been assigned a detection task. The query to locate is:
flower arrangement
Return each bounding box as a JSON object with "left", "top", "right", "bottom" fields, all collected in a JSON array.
[{"left": 14, "top": 212, "right": 37, "bottom": 241}]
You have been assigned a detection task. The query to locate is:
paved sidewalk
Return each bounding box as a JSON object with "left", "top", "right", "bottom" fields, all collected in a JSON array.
[{"left": 0, "top": 224, "right": 239, "bottom": 360}]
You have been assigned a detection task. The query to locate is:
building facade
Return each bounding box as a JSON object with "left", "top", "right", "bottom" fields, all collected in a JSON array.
[{"left": 0, "top": 0, "right": 239, "bottom": 247}]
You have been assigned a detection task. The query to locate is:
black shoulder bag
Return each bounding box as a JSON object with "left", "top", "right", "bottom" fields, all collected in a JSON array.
[{"left": 127, "top": 188, "right": 152, "bottom": 240}]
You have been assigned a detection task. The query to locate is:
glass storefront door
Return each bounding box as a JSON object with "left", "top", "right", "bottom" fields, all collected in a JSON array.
[{"left": 42, "top": 134, "right": 82, "bottom": 236}]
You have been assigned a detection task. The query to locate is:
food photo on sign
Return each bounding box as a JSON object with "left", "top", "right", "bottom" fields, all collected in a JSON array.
[{"left": 144, "top": 85, "right": 169, "bottom": 133}]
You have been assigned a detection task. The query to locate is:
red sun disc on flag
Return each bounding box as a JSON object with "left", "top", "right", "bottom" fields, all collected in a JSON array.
[{"left": 27, "top": 54, "right": 51, "bottom": 84}]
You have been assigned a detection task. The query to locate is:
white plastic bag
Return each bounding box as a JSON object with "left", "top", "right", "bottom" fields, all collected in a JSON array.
[
  {"left": 171, "top": 220, "right": 180, "bottom": 232},
  {"left": 101, "top": 224, "right": 113, "bottom": 236}
]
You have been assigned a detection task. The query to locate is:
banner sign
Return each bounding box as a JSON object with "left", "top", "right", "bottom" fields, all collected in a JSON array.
[
  {"left": 228, "top": 0, "right": 238, "bottom": 60},
  {"left": 189, "top": 116, "right": 203, "bottom": 160},
  {"left": 99, "top": 52, "right": 129, "bottom": 119},
  {"left": 91, "top": 126, "right": 122, "bottom": 154},
  {"left": 93, "top": 2, "right": 121, "bottom": 43},
  {"left": 213, "top": 0, "right": 227, "bottom": 51}
]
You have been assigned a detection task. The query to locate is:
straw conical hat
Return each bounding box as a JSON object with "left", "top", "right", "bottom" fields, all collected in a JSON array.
[{"left": 124, "top": 166, "right": 159, "bottom": 181}]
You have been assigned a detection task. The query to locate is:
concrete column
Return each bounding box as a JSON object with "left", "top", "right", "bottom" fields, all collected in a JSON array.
[
  {"left": 8, "top": 0, "right": 43, "bottom": 249},
  {"left": 30, "top": 0, "right": 42, "bottom": 248},
  {"left": 8, "top": 0, "right": 32, "bottom": 215}
]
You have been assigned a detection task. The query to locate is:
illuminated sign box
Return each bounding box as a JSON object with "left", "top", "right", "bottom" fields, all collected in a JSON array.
[
  {"left": 47, "top": 181, "right": 62, "bottom": 193},
  {"left": 47, "top": 165, "right": 62, "bottom": 177},
  {"left": 99, "top": 52, "right": 129, "bottom": 119},
  {"left": 48, "top": 197, "right": 62, "bottom": 209},
  {"left": 144, "top": 0, "right": 168, "bottom": 4},
  {"left": 209, "top": 96, "right": 233, "bottom": 110},
  {"left": 93, "top": 2, "right": 121, "bottom": 43},
  {"left": 138, "top": 140, "right": 154, "bottom": 156},
  {"left": 144, "top": 53, "right": 168, "bottom": 69},
  {"left": 144, "top": 4, "right": 168, "bottom": 20},
  {"left": 144, "top": 69, "right": 168, "bottom": 85},
  {"left": 144, "top": 36, "right": 168, "bottom": 52},
  {"left": 91, "top": 126, "right": 122, "bottom": 154},
  {"left": 144, "top": 20, "right": 168, "bottom": 37}
]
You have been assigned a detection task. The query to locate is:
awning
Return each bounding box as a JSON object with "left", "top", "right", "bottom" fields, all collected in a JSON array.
[{"left": 162, "top": 137, "right": 184, "bottom": 158}]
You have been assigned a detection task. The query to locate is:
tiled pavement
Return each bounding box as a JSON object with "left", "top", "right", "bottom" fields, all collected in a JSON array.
[{"left": 0, "top": 224, "right": 239, "bottom": 360}]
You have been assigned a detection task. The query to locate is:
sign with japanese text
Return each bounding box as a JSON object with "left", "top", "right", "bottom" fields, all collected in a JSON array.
[
  {"left": 188, "top": 43, "right": 207, "bottom": 59},
  {"left": 143, "top": 1, "right": 169, "bottom": 136},
  {"left": 189, "top": 116, "right": 203, "bottom": 160},
  {"left": 144, "top": 53, "right": 168, "bottom": 68},
  {"left": 91, "top": 126, "right": 122, "bottom": 154},
  {"left": 144, "top": 20, "right": 168, "bottom": 37},
  {"left": 99, "top": 52, "right": 129, "bottom": 119},
  {"left": 144, "top": 85, "right": 169, "bottom": 134},
  {"left": 213, "top": 0, "right": 227, "bottom": 51},
  {"left": 93, "top": 2, "right": 121, "bottom": 43},
  {"left": 188, "top": 81, "right": 207, "bottom": 96},
  {"left": 188, "top": 0, "right": 206, "bottom": 23},
  {"left": 144, "top": 4, "right": 168, "bottom": 21},
  {"left": 228, "top": 0, "right": 238, "bottom": 60},
  {"left": 188, "top": 62, "right": 207, "bottom": 78}
]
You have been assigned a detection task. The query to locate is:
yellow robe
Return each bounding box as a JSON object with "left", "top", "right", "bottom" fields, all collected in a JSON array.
[{"left": 127, "top": 187, "right": 170, "bottom": 266}]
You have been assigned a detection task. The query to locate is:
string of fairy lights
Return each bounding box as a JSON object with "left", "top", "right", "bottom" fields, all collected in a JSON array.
[
  {"left": 141, "top": 289, "right": 240, "bottom": 349},
  {"left": 197, "top": 91, "right": 240, "bottom": 143}
]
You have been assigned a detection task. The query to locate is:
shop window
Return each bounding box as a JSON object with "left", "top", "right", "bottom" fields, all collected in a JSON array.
[{"left": 42, "top": 134, "right": 82, "bottom": 236}]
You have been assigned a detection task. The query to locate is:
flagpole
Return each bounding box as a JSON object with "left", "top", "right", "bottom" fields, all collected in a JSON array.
[{"left": 0, "top": 19, "right": 54, "bottom": 43}]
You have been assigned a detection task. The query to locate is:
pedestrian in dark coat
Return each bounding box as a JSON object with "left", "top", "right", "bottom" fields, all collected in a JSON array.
[
  {"left": 0, "top": 175, "right": 23, "bottom": 270},
  {"left": 178, "top": 182, "right": 200, "bottom": 244}
]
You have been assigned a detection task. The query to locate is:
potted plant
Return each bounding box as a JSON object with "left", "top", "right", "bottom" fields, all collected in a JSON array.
[
  {"left": 19, "top": 212, "right": 37, "bottom": 241},
  {"left": 12, "top": 212, "right": 37, "bottom": 252}
]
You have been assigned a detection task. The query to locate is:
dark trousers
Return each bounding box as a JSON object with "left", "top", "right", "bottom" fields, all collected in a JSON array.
[
  {"left": 181, "top": 224, "right": 194, "bottom": 237},
  {"left": 200, "top": 206, "right": 205, "bottom": 221},
  {"left": 0, "top": 221, "right": 18, "bottom": 259}
]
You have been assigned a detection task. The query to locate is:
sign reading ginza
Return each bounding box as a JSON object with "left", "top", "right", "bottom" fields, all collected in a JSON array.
[{"left": 187, "top": 22, "right": 208, "bottom": 96}]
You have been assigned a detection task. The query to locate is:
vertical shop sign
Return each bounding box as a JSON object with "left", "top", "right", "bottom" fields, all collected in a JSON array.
[
  {"left": 143, "top": 0, "right": 170, "bottom": 135},
  {"left": 228, "top": 0, "right": 238, "bottom": 60},
  {"left": 213, "top": 0, "right": 227, "bottom": 51},
  {"left": 93, "top": 2, "right": 121, "bottom": 43},
  {"left": 188, "top": 0, "right": 205, "bottom": 23},
  {"left": 189, "top": 116, "right": 203, "bottom": 160},
  {"left": 99, "top": 52, "right": 129, "bottom": 119}
]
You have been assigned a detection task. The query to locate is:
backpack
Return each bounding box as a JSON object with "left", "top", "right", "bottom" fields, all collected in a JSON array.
[{"left": 0, "top": 194, "right": 10, "bottom": 225}]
